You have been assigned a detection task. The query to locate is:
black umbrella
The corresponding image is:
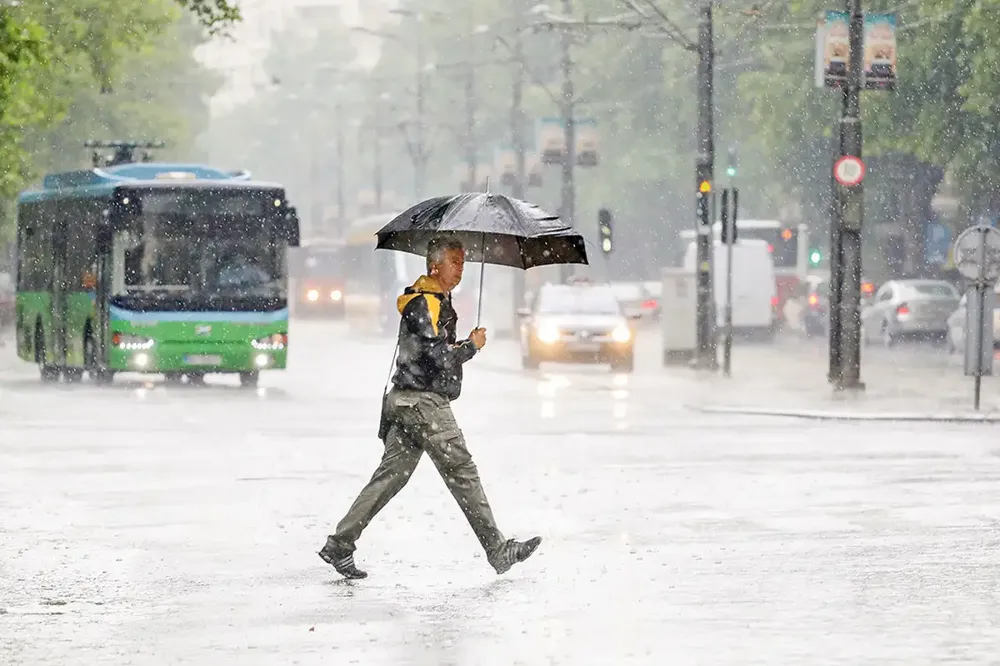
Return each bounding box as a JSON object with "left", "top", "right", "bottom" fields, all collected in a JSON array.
[{"left": 375, "top": 192, "right": 589, "bottom": 325}]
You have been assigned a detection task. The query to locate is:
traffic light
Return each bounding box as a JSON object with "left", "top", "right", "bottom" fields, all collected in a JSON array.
[
  {"left": 726, "top": 146, "right": 738, "bottom": 178},
  {"left": 809, "top": 248, "right": 822, "bottom": 266},
  {"left": 598, "top": 208, "right": 613, "bottom": 254}
]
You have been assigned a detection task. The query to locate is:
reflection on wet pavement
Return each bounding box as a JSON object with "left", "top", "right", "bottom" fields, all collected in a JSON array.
[{"left": 2, "top": 322, "right": 1000, "bottom": 663}]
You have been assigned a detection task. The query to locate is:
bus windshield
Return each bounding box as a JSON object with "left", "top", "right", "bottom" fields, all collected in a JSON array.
[{"left": 112, "top": 187, "right": 287, "bottom": 307}]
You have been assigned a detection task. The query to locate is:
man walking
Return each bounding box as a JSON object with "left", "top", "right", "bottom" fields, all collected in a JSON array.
[{"left": 319, "top": 237, "right": 541, "bottom": 579}]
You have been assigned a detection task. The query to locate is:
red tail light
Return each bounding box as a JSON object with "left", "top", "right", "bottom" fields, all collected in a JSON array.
[
  {"left": 641, "top": 299, "right": 658, "bottom": 309},
  {"left": 112, "top": 332, "right": 121, "bottom": 346},
  {"left": 767, "top": 244, "right": 774, "bottom": 253},
  {"left": 861, "top": 282, "right": 874, "bottom": 295},
  {"left": 896, "top": 303, "right": 910, "bottom": 316},
  {"left": 771, "top": 296, "right": 779, "bottom": 307},
  {"left": 808, "top": 293, "right": 819, "bottom": 307}
]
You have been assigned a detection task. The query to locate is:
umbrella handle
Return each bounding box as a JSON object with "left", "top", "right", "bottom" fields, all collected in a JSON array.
[{"left": 476, "top": 231, "right": 486, "bottom": 328}]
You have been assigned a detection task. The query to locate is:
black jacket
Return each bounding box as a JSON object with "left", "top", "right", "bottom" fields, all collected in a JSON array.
[{"left": 391, "top": 275, "right": 478, "bottom": 401}]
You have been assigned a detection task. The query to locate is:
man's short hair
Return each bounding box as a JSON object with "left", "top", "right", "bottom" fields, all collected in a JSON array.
[{"left": 426, "top": 237, "right": 465, "bottom": 271}]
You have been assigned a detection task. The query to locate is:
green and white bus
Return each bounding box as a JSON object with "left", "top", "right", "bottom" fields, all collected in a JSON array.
[{"left": 14, "top": 162, "right": 300, "bottom": 387}]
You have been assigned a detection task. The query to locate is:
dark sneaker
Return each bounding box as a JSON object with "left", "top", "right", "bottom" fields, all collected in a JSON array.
[
  {"left": 488, "top": 536, "right": 542, "bottom": 574},
  {"left": 318, "top": 538, "right": 368, "bottom": 579}
]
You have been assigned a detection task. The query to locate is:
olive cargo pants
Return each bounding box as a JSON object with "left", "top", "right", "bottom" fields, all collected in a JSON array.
[{"left": 331, "top": 388, "right": 505, "bottom": 555}]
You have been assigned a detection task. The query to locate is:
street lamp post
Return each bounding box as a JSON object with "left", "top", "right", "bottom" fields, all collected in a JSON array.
[{"left": 559, "top": 0, "right": 576, "bottom": 283}]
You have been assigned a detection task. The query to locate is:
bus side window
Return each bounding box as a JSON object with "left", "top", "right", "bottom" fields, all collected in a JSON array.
[
  {"left": 66, "top": 213, "right": 96, "bottom": 292},
  {"left": 19, "top": 212, "right": 49, "bottom": 292},
  {"left": 15, "top": 225, "right": 27, "bottom": 291}
]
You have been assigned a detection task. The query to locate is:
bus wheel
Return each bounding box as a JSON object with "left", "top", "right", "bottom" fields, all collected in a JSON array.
[
  {"left": 84, "top": 334, "right": 114, "bottom": 385},
  {"left": 186, "top": 373, "right": 206, "bottom": 386},
  {"left": 164, "top": 372, "right": 183, "bottom": 385},
  {"left": 35, "top": 327, "right": 58, "bottom": 383},
  {"left": 63, "top": 368, "right": 83, "bottom": 383},
  {"left": 239, "top": 372, "right": 259, "bottom": 388}
]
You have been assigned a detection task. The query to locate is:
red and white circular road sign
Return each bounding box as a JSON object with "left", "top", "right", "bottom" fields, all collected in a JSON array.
[{"left": 834, "top": 155, "right": 865, "bottom": 187}]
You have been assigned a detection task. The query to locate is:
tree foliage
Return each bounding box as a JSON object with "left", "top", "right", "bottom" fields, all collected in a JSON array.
[
  {"left": 0, "top": 0, "right": 223, "bottom": 237},
  {"left": 174, "top": 0, "right": 241, "bottom": 35},
  {"left": 205, "top": 0, "right": 1000, "bottom": 274}
]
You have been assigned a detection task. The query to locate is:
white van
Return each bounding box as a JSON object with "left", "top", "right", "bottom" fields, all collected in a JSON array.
[{"left": 683, "top": 239, "right": 777, "bottom": 336}]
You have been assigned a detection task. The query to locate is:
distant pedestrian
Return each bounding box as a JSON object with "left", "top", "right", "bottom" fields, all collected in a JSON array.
[{"left": 319, "top": 237, "right": 541, "bottom": 579}]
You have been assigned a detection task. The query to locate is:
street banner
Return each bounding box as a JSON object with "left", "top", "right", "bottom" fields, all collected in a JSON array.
[
  {"left": 537, "top": 117, "right": 565, "bottom": 164},
  {"left": 574, "top": 118, "right": 599, "bottom": 167},
  {"left": 526, "top": 152, "right": 543, "bottom": 187},
  {"left": 863, "top": 13, "right": 897, "bottom": 90},
  {"left": 819, "top": 10, "right": 849, "bottom": 88},
  {"left": 494, "top": 145, "right": 516, "bottom": 187}
]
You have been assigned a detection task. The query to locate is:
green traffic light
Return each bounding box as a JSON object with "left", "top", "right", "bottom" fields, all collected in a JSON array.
[
  {"left": 809, "top": 250, "right": 822, "bottom": 265},
  {"left": 726, "top": 167, "right": 736, "bottom": 177}
]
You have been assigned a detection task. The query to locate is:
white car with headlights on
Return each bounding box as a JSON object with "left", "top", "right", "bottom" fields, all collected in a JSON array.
[{"left": 517, "top": 283, "right": 639, "bottom": 372}]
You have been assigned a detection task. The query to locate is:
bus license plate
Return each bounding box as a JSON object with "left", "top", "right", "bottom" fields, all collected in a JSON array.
[{"left": 184, "top": 354, "right": 222, "bottom": 366}]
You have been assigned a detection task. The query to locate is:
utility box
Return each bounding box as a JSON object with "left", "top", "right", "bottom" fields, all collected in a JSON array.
[{"left": 661, "top": 267, "right": 697, "bottom": 365}]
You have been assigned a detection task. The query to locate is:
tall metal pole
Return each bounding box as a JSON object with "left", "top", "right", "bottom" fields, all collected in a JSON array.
[
  {"left": 559, "top": 0, "right": 576, "bottom": 283},
  {"left": 335, "top": 99, "right": 345, "bottom": 234},
  {"left": 374, "top": 88, "right": 384, "bottom": 214},
  {"left": 511, "top": 0, "right": 527, "bottom": 309},
  {"left": 694, "top": 0, "right": 717, "bottom": 369},
  {"left": 832, "top": 0, "right": 865, "bottom": 389},
  {"left": 723, "top": 189, "right": 737, "bottom": 377},
  {"left": 828, "top": 153, "right": 842, "bottom": 382},
  {"left": 464, "top": 25, "right": 477, "bottom": 192},
  {"left": 414, "top": 30, "right": 427, "bottom": 198}
]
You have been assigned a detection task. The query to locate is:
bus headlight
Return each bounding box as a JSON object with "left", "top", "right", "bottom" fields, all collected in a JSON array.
[
  {"left": 330, "top": 289, "right": 342, "bottom": 301},
  {"left": 611, "top": 326, "right": 631, "bottom": 343},
  {"left": 306, "top": 289, "right": 319, "bottom": 302},
  {"left": 536, "top": 323, "right": 560, "bottom": 344},
  {"left": 112, "top": 333, "right": 154, "bottom": 350},
  {"left": 255, "top": 353, "right": 271, "bottom": 368},
  {"left": 251, "top": 333, "right": 287, "bottom": 350}
]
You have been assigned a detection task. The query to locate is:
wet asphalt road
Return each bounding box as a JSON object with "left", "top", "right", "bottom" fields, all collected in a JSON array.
[{"left": 2, "top": 322, "right": 999, "bottom": 665}]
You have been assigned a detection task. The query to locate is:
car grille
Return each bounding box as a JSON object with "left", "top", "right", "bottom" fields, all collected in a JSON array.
[{"left": 563, "top": 328, "right": 612, "bottom": 337}]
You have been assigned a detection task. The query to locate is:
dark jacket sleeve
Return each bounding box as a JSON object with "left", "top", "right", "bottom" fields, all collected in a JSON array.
[{"left": 402, "top": 295, "right": 477, "bottom": 369}]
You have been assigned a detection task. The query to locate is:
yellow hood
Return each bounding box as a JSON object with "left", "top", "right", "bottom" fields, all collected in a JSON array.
[
  {"left": 396, "top": 275, "right": 446, "bottom": 335},
  {"left": 396, "top": 275, "right": 445, "bottom": 313}
]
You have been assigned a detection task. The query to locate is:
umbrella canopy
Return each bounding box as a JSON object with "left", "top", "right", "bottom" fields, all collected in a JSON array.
[{"left": 375, "top": 193, "right": 588, "bottom": 269}]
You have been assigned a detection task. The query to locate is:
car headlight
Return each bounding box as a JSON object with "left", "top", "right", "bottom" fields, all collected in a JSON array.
[
  {"left": 330, "top": 289, "right": 342, "bottom": 301},
  {"left": 306, "top": 289, "right": 319, "bottom": 302},
  {"left": 536, "top": 323, "right": 560, "bottom": 344},
  {"left": 112, "top": 333, "right": 154, "bottom": 350},
  {"left": 251, "top": 333, "right": 287, "bottom": 350},
  {"left": 611, "top": 325, "right": 631, "bottom": 343}
]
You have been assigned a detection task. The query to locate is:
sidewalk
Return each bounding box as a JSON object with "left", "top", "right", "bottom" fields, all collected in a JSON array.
[
  {"left": 478, "top": 331, "right": 1000, "bottom": 422},
  {"left": 674, "top": 342, "right": 1000, "bottom": 421}
]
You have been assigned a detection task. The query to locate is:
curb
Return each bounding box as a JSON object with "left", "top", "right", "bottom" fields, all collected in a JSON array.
[{"left": 691, "top": 404, "right": 1000, "bottom": 423}]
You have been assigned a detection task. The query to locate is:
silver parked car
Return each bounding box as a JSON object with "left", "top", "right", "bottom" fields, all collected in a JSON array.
[
  {"left": 861, "top": 279, "right": 959, "bottom": 347},
  {"left": 608, "top": 281, "right": 655, "bottom": 321}
]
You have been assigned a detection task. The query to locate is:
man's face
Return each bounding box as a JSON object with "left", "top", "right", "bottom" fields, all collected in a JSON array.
[{"left": 431, "top": 247, "right": 465, "bottom": 292}]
